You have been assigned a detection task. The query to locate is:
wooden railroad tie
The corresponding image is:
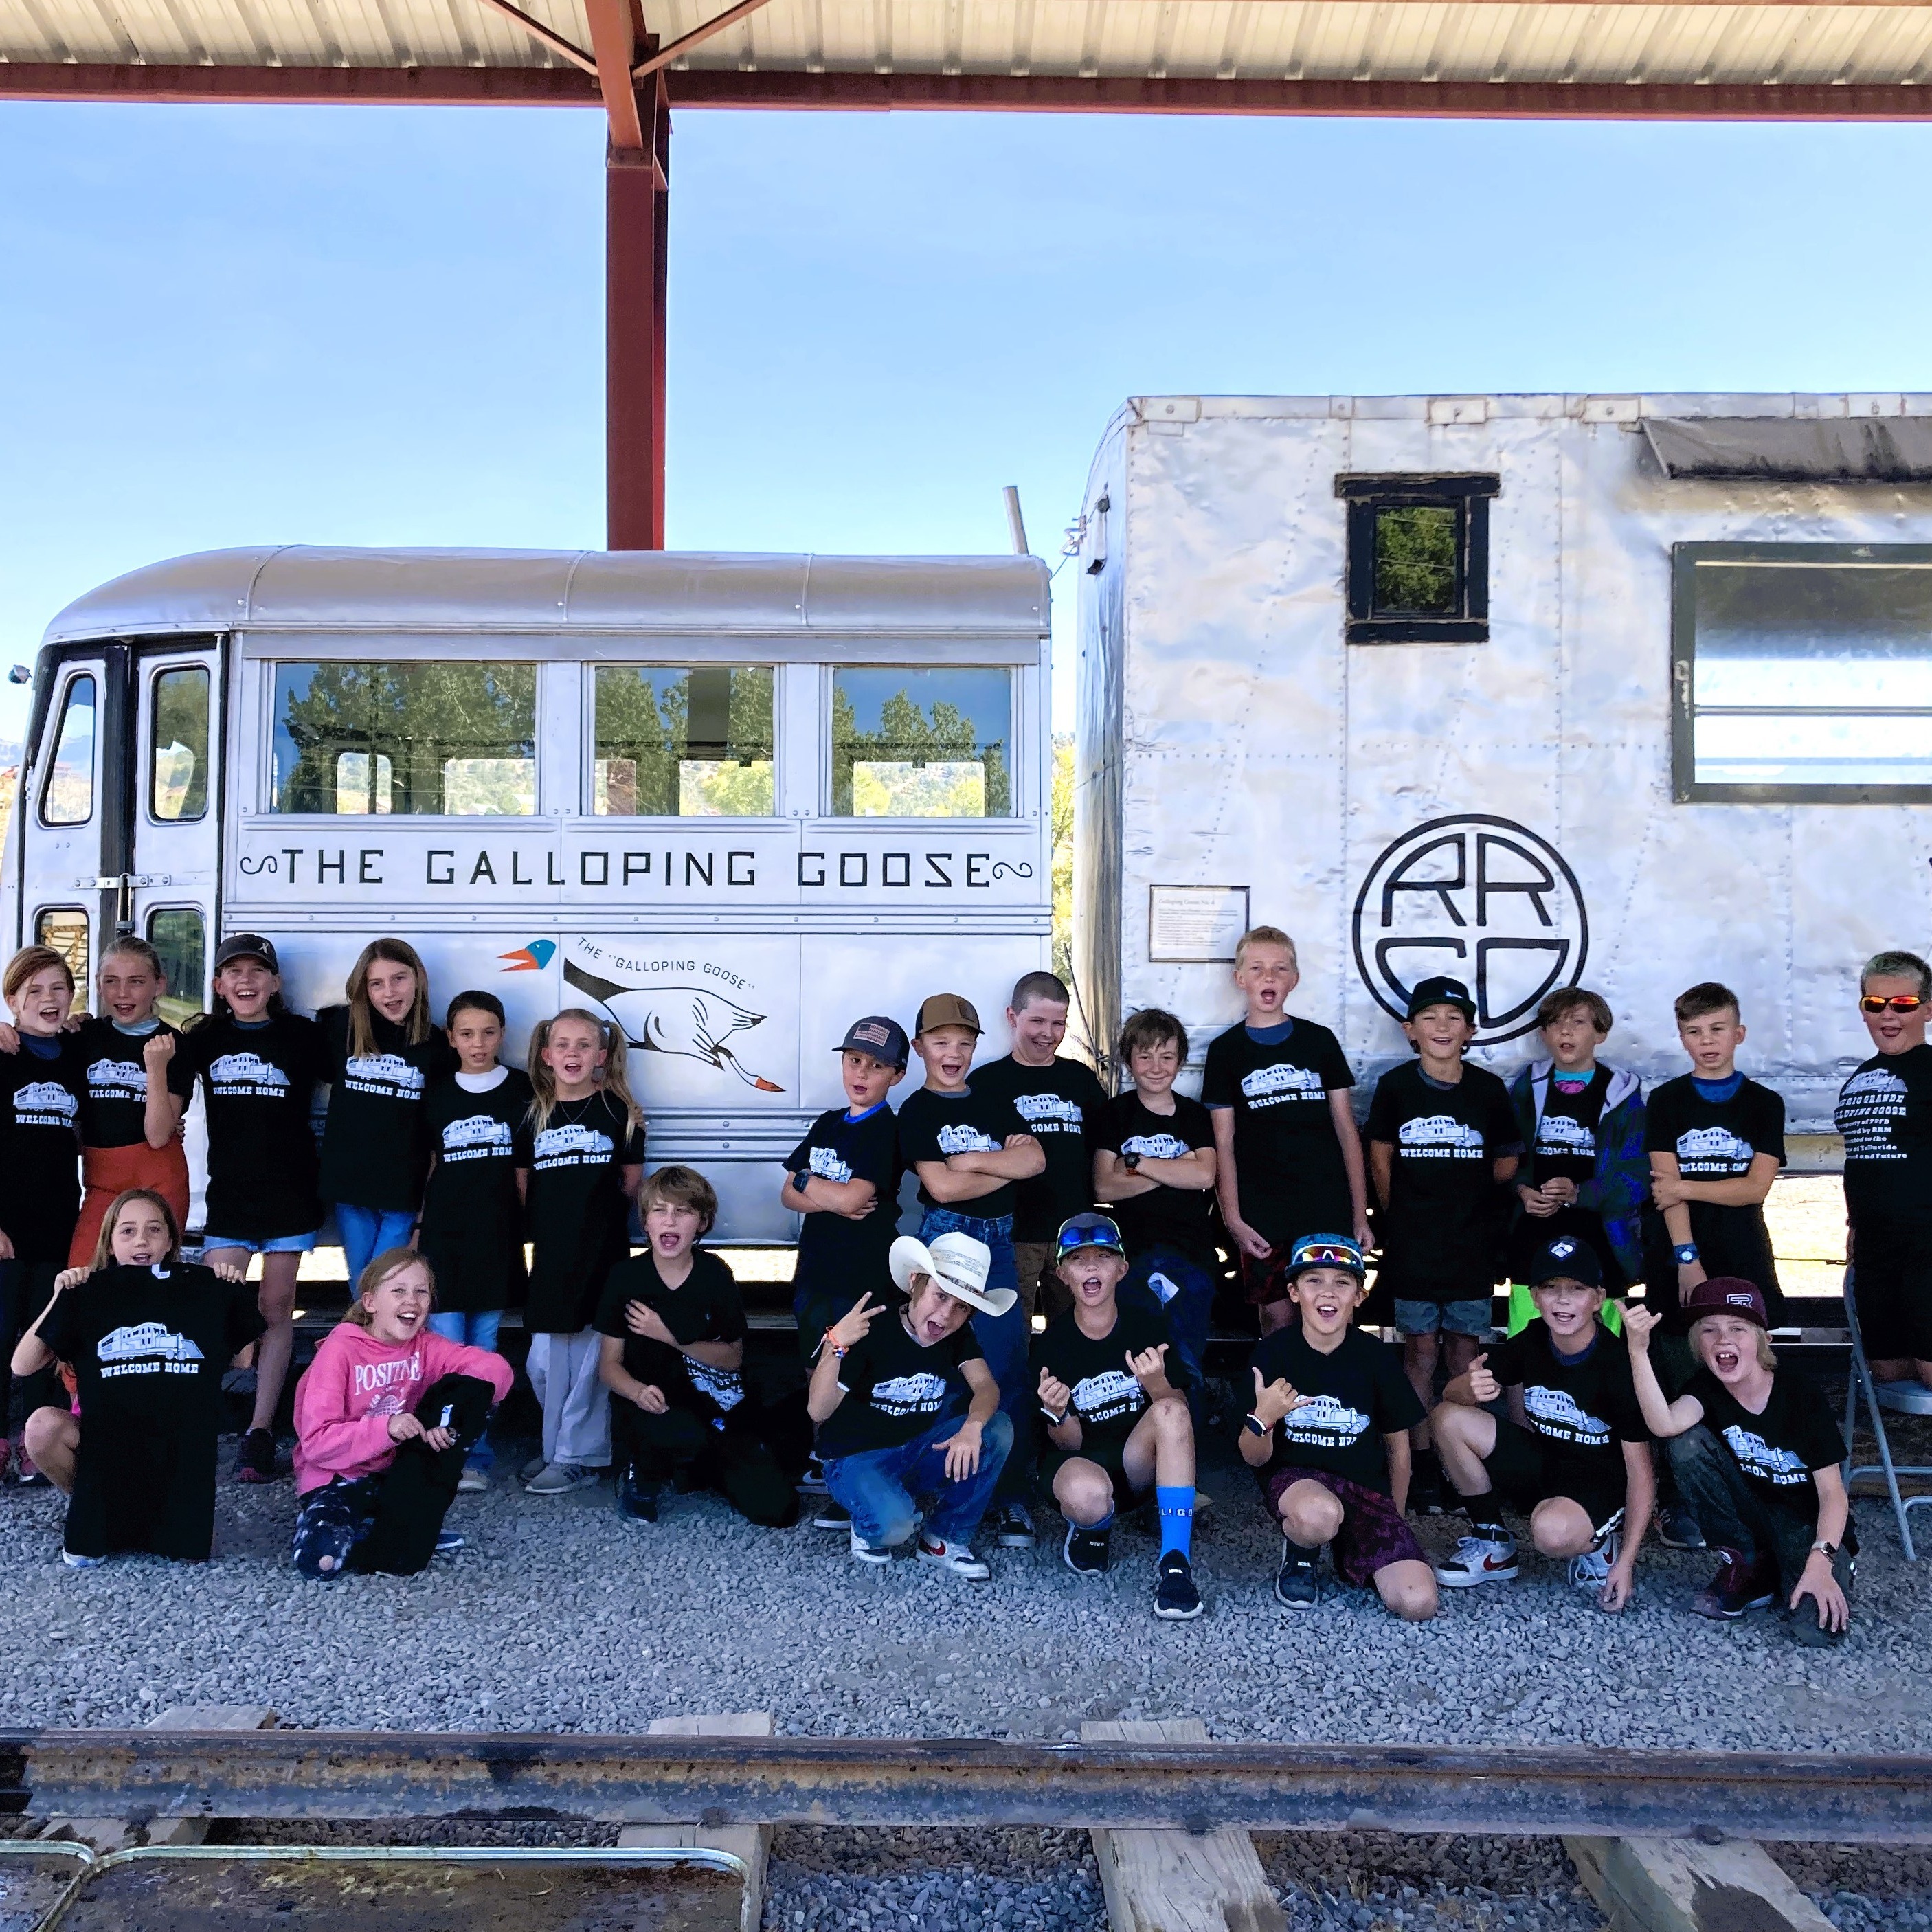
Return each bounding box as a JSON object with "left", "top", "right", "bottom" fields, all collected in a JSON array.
[
  {"left": 1567, "top": 1832, "right": 1833, "bottom": 1932},
  {"left": 619, "top": 1711, "right": 773, "bottom": 1932}
]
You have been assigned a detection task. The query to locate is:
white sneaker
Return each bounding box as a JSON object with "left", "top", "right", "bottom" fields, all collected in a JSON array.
[
  {"left": 1569, "top": 1529, "right": 1619, "bottom": 1593},
  {"left": 849, "top": 1528, "right": 893, "bottom": 1566},
  {"left": 523, "top": 1461, "right": 598, "bottom": 1495},
  {"left": 917, "top": 1534, "right": 989, "bottom": 1580},
  {"left": 456, "top": 1463, "right": 489, "bottom": 1493},
  {"left": 1434, "top": 1533, "right": 1520, "bottom": 1587}
]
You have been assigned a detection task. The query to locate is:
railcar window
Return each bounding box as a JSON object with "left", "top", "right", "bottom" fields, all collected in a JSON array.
[
  {"left": 592, "top": 666, "right": 775, "bottom": 816},
  {"left": 146, "top": 908, "right": 206, "bottom": 1028},
  {"left": 149, "top": 666, "right": 210, "bottom": 822},
  {"left": 270, "top": 664, "right": 537, "bottom": 816},
  {"left": 40, "top": 675, "right": 96, "bottom": 825},
  {"left": 830, "top": 666, "right": 1013, "bottom": 818},
  {"left": 1336, "top": 473, "right": 1498, "bottom": 645},
  {"left": 34, "top": 909, "right": 89, "bottom": 996},
  {"left": 1674, "top": 545, "right": 1932, "bottom": 802}
]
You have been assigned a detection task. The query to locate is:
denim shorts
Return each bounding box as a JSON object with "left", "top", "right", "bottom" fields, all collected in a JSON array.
[
  {"left": 201, "top": 1231, "right": 318, "bottom": 1256},
  {"left": 1394, "top": 1296, "right": 1492, "bottom": 1339}
]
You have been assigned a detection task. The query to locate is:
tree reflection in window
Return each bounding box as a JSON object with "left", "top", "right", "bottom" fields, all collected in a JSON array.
[
  {"left": 593, "top": 666, "right": 775, "bottom": 816},
  {"left": 271, "top": 664, "right": 537, "bottom": 816},
  {"left": 831, "top": 668, "right": 1012, "bottom": 818}
]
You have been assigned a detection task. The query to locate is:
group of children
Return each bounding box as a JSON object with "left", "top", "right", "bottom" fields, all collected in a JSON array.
[{"left": 0, "top": 923, "right": 1913, "bottom": 1648}]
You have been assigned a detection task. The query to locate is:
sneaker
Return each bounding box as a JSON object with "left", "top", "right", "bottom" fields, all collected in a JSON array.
[
  {"left": 993, "top": 1501, "right": 1036, "bottom": 1549},
  {"left": 1274, "top": 1542, "right": 1323, "bottom": 1610},
  {"left": 1064, "top": 1520, "right": 1112, "bottom": 1576},
  {"left": 519, "top": 1454, "right": 548, "bottom": 1483},
  {"left": 1407, "top": 1455, "right": 1447, "bottom": 1516},
  {"left": 1657, "top": 1504, "right": 1706, "bottom": 1551},
  {"left": 1154, "top": 1549, "right": 1203, "bottom": 1621},
  {"left": 60, "top": 1549, "right": 102, "bottom": 1569},
  {"left": 456, "top": 1463, "right": 490, "bottom": 1494},
  {"left": 616, "top": 1470, "right": 660, "bottom": 1523},
  {"left": 1434, "top": 1532, "right": 1519, "bottom": 1588},
  {"left": 434, "top": 1528, "right": 465, "bottom": 1555},
  {"left": 849, "top": 1528, "right": 893, "bottom": 1566},
  {"left": 1692, "top": 1549, "right": 1777, "bottom": 1621},
  {"left": 797, "top": 1456, "right": 829, "bottom": 1496},
  {"left": 15, "top": 1450, "right": 49, "bottom": 1490},
  {"left": 1569, "top": 1529, "right": 1620, "bottom": 1594},
  {"left": 234, "top": 1428, "right": 277, "bottom": 1484},
  {"left": 917, "top": 1534, "right": 990, "bottom": 1580},
  {"left": 812, "top": 1498, "right": 851, "bottom": 1531},
  {"left": 523, "top": 1461, "right": 598, "bottom": 1496}
]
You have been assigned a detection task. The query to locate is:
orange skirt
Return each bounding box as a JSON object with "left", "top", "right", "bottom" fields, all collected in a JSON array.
[{"left": 69, "top": 1141, "right": 192, "bottom": 1270}]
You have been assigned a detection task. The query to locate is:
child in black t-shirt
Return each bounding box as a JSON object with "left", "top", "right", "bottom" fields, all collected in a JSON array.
[
  {"left": 598, "top": 1165, "right": 804, "bottom": 1529},
  {"left": 1201, "top": 926, "right": 1365, "bottom": 1334},
  {"left": 1033, "top": 1212, "right": 1200, "bottom": 1621},
  {"left": 1240, "top": 1233, "right": 1435, "bottom": 1619},
  {"left": 809, "top": 1231, "right": 1015, "bottom": 1578},
  {"left": 168, "top": 933, "right": 327, "bottom": 1485},
  {"left": 785, "top": 1015, "right": 908, "bottom": 1361},
  {"left": 1625, "top": 1279, "right": 1853, "bottom": 1646},
  {"left": 419, "top": 991, "right": 532, "bottom": 1492},
  {"left": 1093, "top": 1008, "right": 1219, "bottom": 1400},
  {"left": 1364, "top": 974, "right": 1519, "bottom": 1513},
  {"left": 1432, "top": 1236, "right": 1652, "bottom": 1612},
  {"left": 12, "top": 1187, "right": 260, "bottom": 1566}
]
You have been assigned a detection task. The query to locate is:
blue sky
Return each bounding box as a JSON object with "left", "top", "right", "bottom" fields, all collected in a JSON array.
[{"left": 6, "top": 100, "right": 1932, "bottom": 744}]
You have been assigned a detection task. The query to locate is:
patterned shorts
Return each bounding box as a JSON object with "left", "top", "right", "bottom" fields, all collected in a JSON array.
[
  {"left": 1240, "top": 1241, "right": 1299, "bottom": 1309},
  {"left": 1264, "top": 1465, "right": 1426, "bottom": 1586}
]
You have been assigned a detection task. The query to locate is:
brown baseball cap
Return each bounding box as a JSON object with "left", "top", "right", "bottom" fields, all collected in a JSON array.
[{"left": 915, "top": 993, "right": 981, "bottom": 1037}]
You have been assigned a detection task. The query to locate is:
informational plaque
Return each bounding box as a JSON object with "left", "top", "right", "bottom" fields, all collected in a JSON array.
[{"left": 1147, "top": 884, "right": 1250, "bottom": 962}]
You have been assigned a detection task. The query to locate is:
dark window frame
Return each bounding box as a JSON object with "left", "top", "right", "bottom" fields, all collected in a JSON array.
[
  {"left": 146, "top": 662, "right": 212, "bottom": 825},
  {"left": 38, "top": 670, "right": 98, "bottom": 827},
  {"left": 1336, "top": 473, "right": 1499, "bottom": 645},
  {"left": 1672, "top": 540, "right": 1932, "bottom": 806}
]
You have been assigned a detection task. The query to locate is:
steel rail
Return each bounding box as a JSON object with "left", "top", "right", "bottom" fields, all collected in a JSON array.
[{"left": 2, "top": 1732, "right": 1930, "bottom": 1843}]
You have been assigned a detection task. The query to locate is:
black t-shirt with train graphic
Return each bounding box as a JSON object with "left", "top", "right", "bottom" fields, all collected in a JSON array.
[
  {"left": 1836, "top": 1044, "right": 1932, "bottom": 1230},
  {"left": 515, "top": 1089, "right": 646, "bottom": 1332},
  {"left": 1031, "top": 1300, "right": 1194, "bottom": 1460},
  {"left": 0, "top": 1035, "right": 85, "bottom": 1263},
  {"left": 1246, "top": 1324, "right": 1423, "bottom": 1494},
  {"left": 816, "top": 1299, "right": 985, "bottom": 1457},
  {"left": 315, "top": 1005, "right": 458, "bottom": 1214},
  {"left": 72, "top": 1016, "right": 179, "bottom": 1151},
  {"left": 418, "top": 1068, "right": 534, "bottom": 1314},
  {"left": 896, "top": 1082, "right": 1031, "bottom": 1220}
]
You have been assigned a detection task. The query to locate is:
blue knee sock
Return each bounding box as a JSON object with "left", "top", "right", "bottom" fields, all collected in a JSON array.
[{"left": 1156, "top": 1485, "right": 1194, "bottom": 1561}]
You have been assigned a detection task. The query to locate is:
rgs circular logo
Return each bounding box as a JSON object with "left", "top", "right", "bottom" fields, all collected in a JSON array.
[{"left": 1352, "top": 816, "right": 1588, "bottom": 1046}]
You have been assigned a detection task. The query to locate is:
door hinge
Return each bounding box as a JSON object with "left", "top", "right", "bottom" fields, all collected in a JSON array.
[{"left": 78, "top": 873, "right": 171, "bottom": 890}]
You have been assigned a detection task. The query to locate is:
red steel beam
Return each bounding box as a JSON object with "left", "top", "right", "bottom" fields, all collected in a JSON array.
[
  {"left": 605, "top": 87, "right": 666, "bottom": 548},
  {"left": 583, "top": 0, "right": 646, "bottom": 148},
  {"left": 8, "top": 63, "right": 1932, "bottom": 117}
]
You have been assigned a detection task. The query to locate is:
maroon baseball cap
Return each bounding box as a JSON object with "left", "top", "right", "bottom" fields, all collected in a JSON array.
[{"left": 1684, "top": 1276, "right": 1769, "bottom": 1329}]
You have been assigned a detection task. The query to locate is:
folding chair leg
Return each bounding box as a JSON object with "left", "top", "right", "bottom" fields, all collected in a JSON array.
[{"left": 1845, "top": 1264, "right": 1919, "bottom": 1564}]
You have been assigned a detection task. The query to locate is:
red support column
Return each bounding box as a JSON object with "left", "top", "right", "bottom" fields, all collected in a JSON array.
[{"left": 605, "top": 103, "right": 666, "bottom": 550}]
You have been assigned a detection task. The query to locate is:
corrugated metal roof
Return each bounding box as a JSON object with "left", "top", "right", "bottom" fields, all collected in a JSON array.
[
  {"left": 41, "top": 546, "right": 1053, "bottom": 643},
  {"left": 10, "top": 0, "right": 1932, "bottom": 86}
]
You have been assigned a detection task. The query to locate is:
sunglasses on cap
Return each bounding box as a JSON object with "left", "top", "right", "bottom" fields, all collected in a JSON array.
[
  {"left": 1055, "top": 1214, "right": 1124, "bottom": 1259},
  {"left": 1861, "top": 993, "right": 1927, "bottom": 1015},
  {"left": 1293, "top": 1241, "right": 1359, "bottom": 1268}
]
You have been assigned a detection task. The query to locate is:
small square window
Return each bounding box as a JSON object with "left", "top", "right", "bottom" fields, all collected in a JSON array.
[{"left": 1336, "top": 473, "right": 1499, "bottom": 644}]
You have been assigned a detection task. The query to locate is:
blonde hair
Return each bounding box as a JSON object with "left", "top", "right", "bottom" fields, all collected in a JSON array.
[
  {"left": 526, "top": 1007, "right": 644, "bottom": 1136},
  {"left": 345, "top": 937, "right": 432, "bottom": 1059},
  {"left": 1234, "top": 925, "right": 1297, "bottom": 969},
  {"left": 348, "top": 1246, "right": 436, "bottom": 1327},
  {"left": 90, "top": 1188, "right": 182, "bottom": 1271},
  {"left": 4, "top": 944, "right": 76, "bottom": 1007},
  {"left": 1690, "top": 1312, "right": 1777, "bottom": 1371}
]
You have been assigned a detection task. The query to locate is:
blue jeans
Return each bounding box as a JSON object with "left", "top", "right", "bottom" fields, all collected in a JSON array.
[
  {"left": 1121, "top": 1246, "right": 1215, "bottom": 1409},
  {"left": 919, "top": 1207, "right": 1028, "bottom": 1504},
  {"left": 826, "top": 1408, "right": 1014, "bottom": 1549},
  {"left": 334, "top": 1205, "right": 418, "bottom": 1292},
  {"left": 427, "top": 1310, "right": 502, "bottom": 1469}
]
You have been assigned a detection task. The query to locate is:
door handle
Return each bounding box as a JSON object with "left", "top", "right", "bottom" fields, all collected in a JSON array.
[{"left": 77, "top": 873, "right": 172, "bottom": 890}]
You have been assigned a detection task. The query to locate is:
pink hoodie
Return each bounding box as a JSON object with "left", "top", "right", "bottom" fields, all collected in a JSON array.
[{"left": 293, "top": 1321, "right": 514, "bottom": 1494}]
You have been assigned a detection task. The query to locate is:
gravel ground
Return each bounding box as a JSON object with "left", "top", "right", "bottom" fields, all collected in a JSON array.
[
  {"left": 0, "top": 1376, "right": 1922, "bottom": 1750},
  {"left": 1774, "top": 1845, "right": 1932, "bottom": 1932}
]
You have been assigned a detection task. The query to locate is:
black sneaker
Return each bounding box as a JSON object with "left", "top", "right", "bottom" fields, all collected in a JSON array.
[
  {"left": 1274, "top": 1542, "right": 1323, "bottom": 1610},
  {"left": 993, "top": 1501, "right": 1036, "bottom": 1549},
  {"left": 1657, "top": 1505, "right": 1707, "bottom": 1551},
  {"left": 234, "top": 1428, "right": 277, "bottom": 1484},
  {"left": 1154, "top": 1550, "right": 1202, "bottom": 1621},
  {"left": 616, "top": 1470, "right": 660, "bottom": 1523},
  {"left": 812, "top": 1498, "right": 851, "bottom": 1531},
  {"left": 1064, "top": 1520, "right": 1111, "bottom": 1576}
]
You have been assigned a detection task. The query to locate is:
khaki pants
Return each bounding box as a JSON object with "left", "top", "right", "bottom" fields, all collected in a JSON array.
[{"left": 1014, "top": 1242, "right": 1073, "bottom": 1325}]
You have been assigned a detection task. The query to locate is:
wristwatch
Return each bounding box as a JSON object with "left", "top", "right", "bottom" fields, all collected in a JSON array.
[
  {"left": 791, "top": 1169, "right": 813, "bottom": 1195},
  {"left": 1811, "top": 1538, "right": 1839, "bottom": 1558},
  {"left": 1243, "top": 1413, "right": 1271, "bottom": 1438},
  {"left": 1041, "top": 1406, "right": 1069, "bottom": 1428},
  {"left": 1673, "top": 1244, "right": 1699, "bottom": 1266},
  {"left": 1122, "top": 1152, "right": 1141, "bottom": 1172}
]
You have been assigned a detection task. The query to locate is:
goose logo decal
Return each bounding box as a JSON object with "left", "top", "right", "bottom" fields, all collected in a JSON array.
[{"left": 562, "top": 959, "right": 784, "bottom": 1093}]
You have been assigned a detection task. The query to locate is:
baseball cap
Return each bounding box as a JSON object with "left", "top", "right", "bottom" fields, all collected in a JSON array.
[
  {"left": 838, "top": 1015, "right": 909, "bottom": 1070},
  {"left": 1055, "top": 1212, "right": 1126, "bottom": 1263},
  {"left": 888, "top": 1231, "right": 1016, "bottom": 1317},
  {"left": 1406, "top": 974, "right": 1477, "bottom": 1022},
  {"left": 915, "top": 993, "right": 982, "bottom": 1037},
  {"left": 1529, "top": 1236, "right": 1603, "bottom": 1290},
  {"left": 213, "top": 933, "right": 280, "bottom": 974},
  {"left": 1684, "top": 1275, "right": 1770, "bottom": 1329},
  {"left": 1287, "top": 1233, "right": 1366, "bottom": 1281}
]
